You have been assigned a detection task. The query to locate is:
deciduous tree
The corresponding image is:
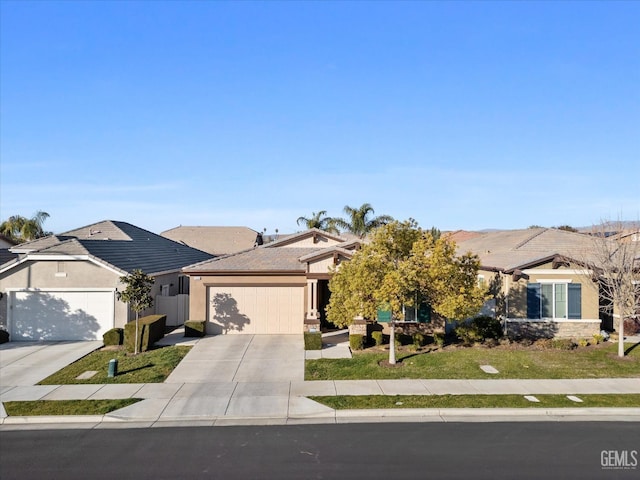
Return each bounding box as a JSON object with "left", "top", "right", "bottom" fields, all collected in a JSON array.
[{"left": 117, "top": 269, "right": 154, "bottom": 354}]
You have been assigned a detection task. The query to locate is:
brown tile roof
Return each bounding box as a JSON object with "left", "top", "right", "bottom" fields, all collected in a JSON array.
[
  {"left": 160, "top": 226, "right": 259, "bottom": 255},
  {"left": 456, "top": 228, "right": 609, "bottom": 271},
  {"left": 443, "top": 230, "right": 484, "bottom": 243},
  {"left": 184, "top": 246, "right": 322, "bottom": 273}
]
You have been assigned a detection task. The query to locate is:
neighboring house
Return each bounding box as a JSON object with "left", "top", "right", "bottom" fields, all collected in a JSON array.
[
  {"left": 0, "top": 221, "right": 213, "bottom": 341},
  {"left": 183, "top": 229, "right": 360, "bottom": 335},
  {"left": 0, "top": 235, "right": 19, "bottom": 269},
  {"left": 456, "top": 228, "right": 609, "bottom": 339},
  {"left": 160, "top": 226, "right": 260, "bottom": 256}
]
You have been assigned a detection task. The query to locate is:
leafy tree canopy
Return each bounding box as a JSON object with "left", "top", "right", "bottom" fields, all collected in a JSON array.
[
  {"left": 117, "top": 269, "right": 154, "bottom": 318},
  {"left": 326, "top": 220, "right": 487, "bottom": 328}
]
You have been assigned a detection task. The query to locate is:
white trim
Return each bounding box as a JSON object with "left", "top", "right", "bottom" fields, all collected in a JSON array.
[
  {"left": 537, "top": 279, "right": 573, "bottom": 284},
  {"left": 522, "top": 269, "right": 592, "bottom": 275},
  {"left": 506, "top": 318, "right": 601, "bottom": 324},
  {"left": 0, "top": 254, "right": 125, "bottom": 277},
  {"left": 5, "top": 287, "right": 117, "bottom": 293}
]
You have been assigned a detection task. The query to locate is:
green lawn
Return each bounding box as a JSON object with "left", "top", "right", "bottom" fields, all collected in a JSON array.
[
  {"left": 38, "top": 346, "right": 191, "bottom": 384},
  {"left": 310, "top": 394, "right": 640, "bottom": 410},
  {"left": 3, "top": 399, "right": 142, "bottom": 416},
  {"left": 306, "top": 342, "right": 640, "bottom": 380}
]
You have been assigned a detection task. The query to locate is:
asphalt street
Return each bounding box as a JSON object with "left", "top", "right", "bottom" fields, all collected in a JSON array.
[{"left": 1, "top": 422, "right": 638, "bottom": 479}]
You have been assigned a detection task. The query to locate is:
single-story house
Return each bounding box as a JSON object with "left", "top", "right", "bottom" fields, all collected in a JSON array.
[
  {"left": 183, "top": 229, "right": 360, "bottom": 335},
  {"left": 160, "top": 226, "right": 260, "bottom": 256},
  {"left": 0, "top": 220, "right": 213, "bottom": 341},
  {"left": 456, "top": 227, "right": 614, "bottom": 339}
]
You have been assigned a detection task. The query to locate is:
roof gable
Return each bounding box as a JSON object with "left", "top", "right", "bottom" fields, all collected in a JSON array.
[{"left": 267, "top": 229, "right": 346, "bottom": 248}]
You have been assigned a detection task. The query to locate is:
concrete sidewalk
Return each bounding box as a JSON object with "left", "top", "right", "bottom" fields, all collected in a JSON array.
[{"left": 1, "top": 333, "right": 639, "bottom": 428}]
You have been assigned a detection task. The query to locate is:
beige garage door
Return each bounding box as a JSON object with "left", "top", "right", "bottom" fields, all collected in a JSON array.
[{"left": 208, "top": 286, "right": 304, "bottom": 334}]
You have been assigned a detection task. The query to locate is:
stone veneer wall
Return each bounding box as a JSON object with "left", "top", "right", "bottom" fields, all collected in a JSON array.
[{"left": 505, "top": 319, "right": 601, "bottom": 340}]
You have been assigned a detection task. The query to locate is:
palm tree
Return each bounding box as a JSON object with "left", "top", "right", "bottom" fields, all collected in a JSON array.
[
  {"left": 333, "top": 203, "right": 394, "bottom": 238},
  {"left": 296, "top": 211, "right": 339, "bottom": 233},
  {"left": 0, "top": 211, "right": 51, "bottom": 243}
]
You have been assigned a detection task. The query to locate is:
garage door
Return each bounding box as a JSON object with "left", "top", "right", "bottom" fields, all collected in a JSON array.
[
  {"left": 9, "top": 290, "right": 115, "bottom": 341},
  {"left": 208, "top": 286, "right": 304, "bottom": 334}
]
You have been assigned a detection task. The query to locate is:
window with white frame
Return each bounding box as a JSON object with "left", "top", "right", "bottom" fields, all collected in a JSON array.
[{"left": 527, "top": 281, "right": 581, "bottom": 320}]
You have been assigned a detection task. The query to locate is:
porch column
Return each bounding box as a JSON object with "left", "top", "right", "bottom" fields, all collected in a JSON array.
[{"left": 306, "top": 279, "right": 318, "bottom": 320}]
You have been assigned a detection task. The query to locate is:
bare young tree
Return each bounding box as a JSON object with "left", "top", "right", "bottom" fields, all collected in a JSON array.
[{"left": 582, "top": 220, "right": 640, "bottom": 357}]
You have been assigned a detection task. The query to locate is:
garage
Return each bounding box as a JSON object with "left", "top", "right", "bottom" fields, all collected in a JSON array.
[
  {"left": 9, "top": 289, "right": 115, "bottom": 341},
  {"left": 208, "top": 285, "right": 304, "bottom": 334}
]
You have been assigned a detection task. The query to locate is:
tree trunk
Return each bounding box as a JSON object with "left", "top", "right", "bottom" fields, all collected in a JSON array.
[
  {"left": 618, "top": 312, "right": 625, "bottom": 358},
  {"left": 135, "top": 312, "right": 139, "bottom": 355},
  {"left": 389, "top": 321, "right": 396, "bottom": 365}
]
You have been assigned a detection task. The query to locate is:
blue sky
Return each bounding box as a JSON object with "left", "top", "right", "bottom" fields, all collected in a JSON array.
[{"left": 1, "top": 1, "right": 638, "bottom": 236}]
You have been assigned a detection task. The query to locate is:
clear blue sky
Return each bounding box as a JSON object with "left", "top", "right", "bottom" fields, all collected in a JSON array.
[{"left": 1, "top": 0, "right": 638, "bottom": 236}]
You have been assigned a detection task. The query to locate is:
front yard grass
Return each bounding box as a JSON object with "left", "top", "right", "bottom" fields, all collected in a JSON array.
[
  {"left": 3, "top": 399, "right": 142, "bottom": 416},
  {"left": 306, "top": 342, "right": 640, "bottom": 380},
  {"left": 310, "top": 394, "right": 640, "bottom": 410},
  {"left": 38, "top": 345, "right": 191, "bottom": 385}
]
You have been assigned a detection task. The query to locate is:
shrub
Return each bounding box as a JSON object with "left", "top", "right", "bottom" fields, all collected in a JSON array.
[
  {"left": 304, "top": 332, "right": 323, "bottom": 350},
  {"left": 371, "top": 331, "right": 384, "bottom": 346},
  {"left": 551, "top": 338, "right": 577, "bottom": 350},
  {"left": 103, "top": 328, "right": 124, "bottom": 346},
  {"left": 124, "top": 315, "right": 167, "bottom": 353},
  {"left": 623, "top": 318, "right": 640, "bottom": 335},
  {"left": 577, "top": 338, "right": 589, "bottom": 348},
  {"left": 455, "top": 316, "right": 503, "bottom": 345},
  {"left": 412, "top": 332, "right": 427, "bottom": 347},
  {"left": 592, "top": 334, "right": 605, "bottom": 345},
  {"left": 433, "top": 331, "right": 445, "bottom": 347},
  {"left": 0, "top": 328, "right": 9, "bottom": 344},
  {"left": 349, "top": 334, "right": 364, "bottom": 350},
  {"left": 184, "top": 320, "right": 206, "bottom": 337}
]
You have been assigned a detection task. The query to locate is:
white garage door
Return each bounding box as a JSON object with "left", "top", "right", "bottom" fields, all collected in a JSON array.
[
  {"left": 208, "top": 286, "right": 304, "bottom": 334},
  {"left": 9, "top": 290, "right": 115, "bottom": 341}
]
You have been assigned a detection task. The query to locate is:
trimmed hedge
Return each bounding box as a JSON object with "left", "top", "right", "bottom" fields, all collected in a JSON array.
[
  {"left": 455, "top": 316, "right": 503, "bottom": 345},
  {"left": 124, "top": 315, "right": 166, "bottom": 353},
  {"left": 349, "top": 334, "right": 364, "bottom": 350},
  {"left": 304, "top": 332, "right": 323, "bottom": 350},
  {"left": 0, "top": 329, "right": 9, "bottom": 344},
  {"left": 184, "top": 320, "right": 206, "bottom": 338},
  {"left": 103, "top": 328, "right": 124, "bottom": 346},
  {"left": 371, "top": 331, "right": 384, "bottom": 346}
]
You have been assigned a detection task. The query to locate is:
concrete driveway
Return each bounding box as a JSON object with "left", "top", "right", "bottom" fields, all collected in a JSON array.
[
  {"left": 165, "top": 334, "right": 304, "bottom": 383},
  {"left": 0, "top": 341, "right": 102, "bottom": 388}
]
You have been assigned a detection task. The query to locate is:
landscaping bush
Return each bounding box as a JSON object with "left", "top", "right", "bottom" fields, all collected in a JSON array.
[
  {"left": 124, "top": 315, "right": 167, "bottom": 353},
  {"left": 592, "top": 334, "right": 605, "bottom": 345},
  {"left": 304, "top": 332, "right": 323, "bottom": 350},
  {"left": 184, "top": 320, "right": 206, "bottom": 338},
  {"left": 349, "top": 334, "right": 365, "bottom": 350},
  {"left": 578, "top": 338, "right": 589, "bottom": 348},
  {"left": 455, "top": 316, "right": 503, "bottom": 345},
  {"left": 0, "top": 328, "right": 9, "bottom": 344},
  {"left": 624, "top": 317, "right": 640, "bottom": 335},
  {"left": 412, "top": 332, "right": 427, "bottom": 347},
  {"left": 551, "top": 338, "right": 577, "bottom": 350},
  {"left": 433, "top": 331, "right": 445, "bottom": 347},
  {"left": 371, "top": 331, "right": 384, "bottom": 346},
  {"left": 103, "top": 328, "right": 123, "bottom": 346}
]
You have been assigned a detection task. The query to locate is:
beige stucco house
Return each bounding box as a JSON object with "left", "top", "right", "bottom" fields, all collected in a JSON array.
[
  {"left": 0, "top": 221, "right": 213, "bottom": 341},
  {"left": 183, "top": 229, "right": 360, "bottom": 335},
  {"left": 457, "top": 228, "right": 609, "bottom": 339}
]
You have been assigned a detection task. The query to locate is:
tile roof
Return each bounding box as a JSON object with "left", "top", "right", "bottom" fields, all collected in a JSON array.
[
  {"left": 8, "top": 220, "right": 214, "bottom": 275},
  {"left": 160, "top": 226, "right": 259, "bottom": 255},
  {"left": 185, "top": 246, "right": 322, "bottom": 272},
  {"left": 456, "top": 228, "right": 610, "bottom": 271}
]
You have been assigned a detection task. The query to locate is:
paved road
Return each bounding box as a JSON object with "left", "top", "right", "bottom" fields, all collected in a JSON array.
[{"left": 1, "top": 422, "right": 638, "bottom": 479}]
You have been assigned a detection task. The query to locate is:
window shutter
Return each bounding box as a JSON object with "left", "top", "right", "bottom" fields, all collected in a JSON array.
[
  {"left": 527, "top": 283, "right": 541, "bottom": 319},
  {"left": 417, "top": 303, "right": 431, "bottom": 323},
  {"left": 568, "top": 283, "right": 582, "bottom": 319}
]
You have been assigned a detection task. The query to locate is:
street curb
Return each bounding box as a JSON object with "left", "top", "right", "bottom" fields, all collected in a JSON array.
[{"left": 2, "top": 408, "right": 640, "bottom": 429}]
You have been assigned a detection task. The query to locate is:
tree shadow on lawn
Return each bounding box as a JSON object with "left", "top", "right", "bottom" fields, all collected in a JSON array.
[{"left": 117, "top": 364, "right": 154, "bottom": 375}]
